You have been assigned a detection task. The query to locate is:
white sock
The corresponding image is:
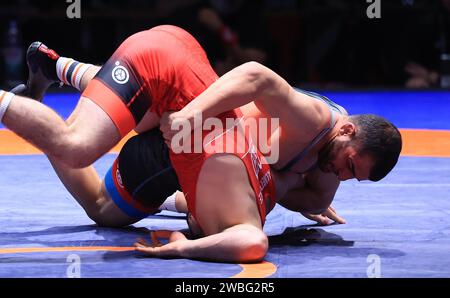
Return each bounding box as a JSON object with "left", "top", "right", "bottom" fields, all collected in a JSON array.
[
  {"left": 0, "top": 90, "right": 15, "bottom": 123},
  {"left": 56, "top": 57, "right": 93, "bottom": 91},
  {"left": 158, "top": 191, "right": 179, "bottom": 212}
]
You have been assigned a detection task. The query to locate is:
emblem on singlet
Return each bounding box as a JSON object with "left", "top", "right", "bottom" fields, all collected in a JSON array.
[
  {"left": 112, "top": 61, "right": 129, "bottom": 85},
  {"left": 115, "top": 167, "right": 124, "bottom": 189}
]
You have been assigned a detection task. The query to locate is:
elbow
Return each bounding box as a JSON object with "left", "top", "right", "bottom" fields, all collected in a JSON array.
[
  {"left": 240, "top": 61, "right": 266, "bottom": 81},
  {"left": 240, "top": 61, "right": 265, "bottom": 75},
  {"left": 247, "top": 237, "right": 269, "bottom": 263},
  {"left": 238, "top": 61, "right": 272, "bottom": 94},
  {"left": 239, "top": 231, "right": 269, "bottom": 263}
]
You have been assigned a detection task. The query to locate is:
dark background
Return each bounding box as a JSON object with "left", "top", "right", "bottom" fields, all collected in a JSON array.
[{"left": 0, "top": 0, "right": 449, "bottom": 89}]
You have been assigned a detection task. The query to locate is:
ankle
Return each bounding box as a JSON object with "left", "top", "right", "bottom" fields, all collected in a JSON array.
[{"left": 56, "top": 57, "right": 94, "bottom": 91}]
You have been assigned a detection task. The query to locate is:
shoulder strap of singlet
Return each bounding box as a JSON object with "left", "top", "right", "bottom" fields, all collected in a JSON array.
[{"left": 278, "top": 88, "right": 344, "bottom": 172}]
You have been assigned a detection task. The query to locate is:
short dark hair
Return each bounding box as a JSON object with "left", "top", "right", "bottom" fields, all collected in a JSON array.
[{"left": 349, "top": 114, "right": 402, "bottom": 181}]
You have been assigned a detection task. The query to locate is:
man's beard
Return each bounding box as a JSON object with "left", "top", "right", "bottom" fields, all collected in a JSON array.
[{"left": 317, "top": 136, "right": 339, "bottom": 172}]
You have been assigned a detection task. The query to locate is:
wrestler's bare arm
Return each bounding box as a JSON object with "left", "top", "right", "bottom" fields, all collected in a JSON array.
[
  {"left": 160, "top": 62, "right": 329, "bottom": 154},
  {"left": 160, "top": 62, "right": 295, "bottom": 136},
  {"left": 134, "top": 224, "right": 267, "bottom": 263},
  {"left": 278, "top": 168, "right": 340, "bottom": 214},
  {"left": 186, "top": 62, "right": 290, "bottom": 118}
]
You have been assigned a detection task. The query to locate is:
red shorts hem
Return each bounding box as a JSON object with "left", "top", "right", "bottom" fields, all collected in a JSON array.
[{"left": 82, "top": 79, "right": 136, "bottom": 138}]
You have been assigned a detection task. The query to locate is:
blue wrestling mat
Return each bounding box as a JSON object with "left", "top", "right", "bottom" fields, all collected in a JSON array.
[{"left": 1, "top": 90, "right": 449, "bottom": 278}]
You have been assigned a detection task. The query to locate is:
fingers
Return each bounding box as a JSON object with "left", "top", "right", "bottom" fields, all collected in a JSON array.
[
  {"left": 134, "top": 237, "right": 164, "bottom": 256},
  {"left": 160, "top": 127, "right": 172, "bottom": 143},
  {"left": 302, "top": 208, "right": 346, "bottom": 225},
  {"left": 136, "top": 237, "right": 151, "bottom": 246},
  {"left": 313, "top": 214, "right": 332, "bottom": 225},
  {"left": 136, "top": 230, "right": 183, "bottom": 250},
  {"left": 159, "top": 112, "right": 175, "bottom": 143},
  {"left": 134, "top": 241, "right": 146, "bottom": 249},
  {"left": 135, "top": 233, "right": 162, "bottom": 249},
  {"left": 161, "top": 130, "right": 175, "bottom": 148},
  {"left": 160, "top": 111, "right": 193, "bottom": 148},
  {"left": 134, "top": 241, "right": 179, "bottom": 258},
  {"left": 302, "top": 213, "right": 331, "bottom": 225},
  {"left": 324, "top": 207, "right": 346, "bottom": 224},
  {"left": 160, "top": 125, "right": 180, "bottom": 149},
  {"left": 134, "top": 241, "right": 153, "bottom": 253},
  {"left": 134, "top": 244, "right": 159, "bottom": 255},
  {"left": 150, "top": 232, "right": 163, "bottom": 247}
]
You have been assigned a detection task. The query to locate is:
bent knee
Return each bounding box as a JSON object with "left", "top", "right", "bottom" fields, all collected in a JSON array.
[
  {"left": 57, "top": 137, "right": 101, "bottom": 168},
  {"left": 87, "top": 212, "right": 125, "bottom": 228},
  {"left": 63, "top": 154, "right": 95, "bottom": 169},
  {"left": 57, "top": 111, "right": 120, "bottom": 168},
  {"left": 85, "top": 210, "right": 110, "bottom": 227}
]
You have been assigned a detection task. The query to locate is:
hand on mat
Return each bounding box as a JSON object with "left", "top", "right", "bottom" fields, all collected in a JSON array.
[
  {"left": 302, "top": 206, "right": 346, "bottom": 225},
  {"left": 134, "top": 230, "right": 188, "bottom": 258}
]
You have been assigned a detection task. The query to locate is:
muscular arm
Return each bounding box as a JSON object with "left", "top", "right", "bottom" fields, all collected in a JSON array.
[
  {"left": 135, "top": 224, "right": 268, "bottom": 263},
  {"left": 278, "top": 168, "right": 340, "bottom": 214},
  {"left": 176, "top": 62, "right": 293, "bottom": 128}
]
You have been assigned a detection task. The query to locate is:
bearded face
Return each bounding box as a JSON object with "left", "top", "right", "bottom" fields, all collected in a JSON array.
[
  {"left": 318, "top": 136, "right": 374, "bottom": 181},
  {"left": 318, "top": 135, "right": 359, "bottom": 176},
  {"left": 318, "top": 135, "right": 343, "bottom": 174}
]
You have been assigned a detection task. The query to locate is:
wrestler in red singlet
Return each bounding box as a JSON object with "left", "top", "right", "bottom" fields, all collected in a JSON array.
[{"left": 81, "top": 25, "right": 276, "bottom": 231}]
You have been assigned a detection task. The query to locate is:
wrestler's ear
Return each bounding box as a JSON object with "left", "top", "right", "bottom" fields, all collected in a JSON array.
[{"left": 338, "top": 122, "right": 356, "bottom": 137}]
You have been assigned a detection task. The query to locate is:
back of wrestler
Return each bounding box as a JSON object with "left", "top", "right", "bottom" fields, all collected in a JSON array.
[{"left": 82, "top": 25, "right": 220, "bottom": 136}]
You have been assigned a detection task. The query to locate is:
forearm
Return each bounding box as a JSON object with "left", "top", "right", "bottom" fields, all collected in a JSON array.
[
  {"left": 279, "top": 169, "right": 340, "bottom": 214},
  {"left": 279, "top": 186, "right": 331, "bottom": 214},
  {"left": 177, "top": 224, "right": 267, "bottom": 263}
]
